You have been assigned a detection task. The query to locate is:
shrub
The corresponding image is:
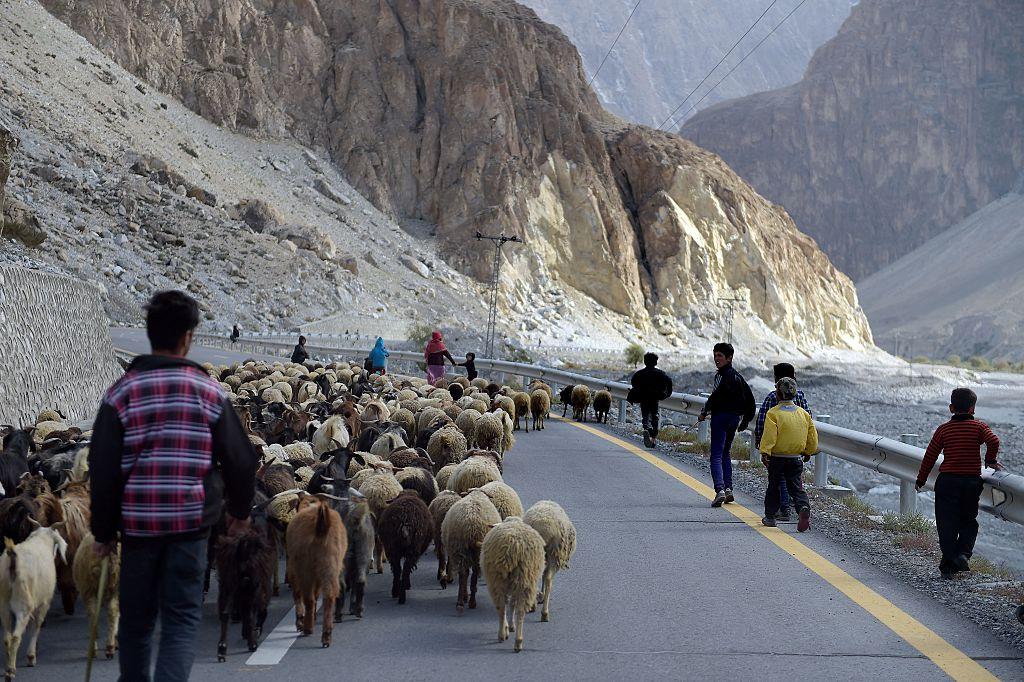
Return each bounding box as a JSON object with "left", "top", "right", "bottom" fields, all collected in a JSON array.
[
  {"left": 840, "top": 495, "right": 877, "bottom": 516},
  {"left": 911, "top": 356, "right": 931, "bottom": 365},
  {"left": 967, "top": 356, "right": 991, "bottom": 371},
  {"left": 624, "top": 342, "right": 644, "bottom": 367},
  {"left": 970, "top": 556, "right": 1014, "bottom": 579},
  {"left": 896, "top": 533, "right": 936, "bottom": 552},
  {"left": 994, "top": 360, "right": 1011, "bottom": 372},
  {"left": 881, "top": 511, "right": 933, "bottom": 535},
  {"left": 946, "top": 355, "right": 962, "bottom": 366},
  {"left": 658, "top": 426, "right": 696, "bottom": 444},
  {"left": 407, "top": 322, "right": 434, "bottom": 347}
]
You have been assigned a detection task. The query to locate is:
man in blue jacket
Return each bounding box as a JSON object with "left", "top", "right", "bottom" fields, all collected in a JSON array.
[{"left": 698, "top": 342, "right": 755, "bottom": 507}]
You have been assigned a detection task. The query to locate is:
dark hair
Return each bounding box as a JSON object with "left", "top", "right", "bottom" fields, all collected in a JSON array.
[
  {"left": 466, "top": 352, "right": 475, "bottom": 359},
  {"left": 773, "top": 363, "right": 795, "bottom": 381},
  {"left": 643, "top": 352, "right": 659, "bottom": 367},
  {"left": 713, "top": 342, "right": 734, "bottom": 359},
  {"left": 299, "top": 335, "right": 307, "bottom": 344},
  {"left": 950, "top": 388, "right": 977, "bottom": 413},
  {"left": 146, "top": 290, "right": 200, "bottom": 351}
]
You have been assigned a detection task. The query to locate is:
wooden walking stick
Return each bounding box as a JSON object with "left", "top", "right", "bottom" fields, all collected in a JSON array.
[{"left": 85, "top": 555, "right": 110, "bottom": 682}]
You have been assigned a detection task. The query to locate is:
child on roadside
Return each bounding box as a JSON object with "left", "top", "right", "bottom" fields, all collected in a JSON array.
[
  {"left": 759, "top": 377, "right": 818, "bottom": 532},
  {"left": 915, "top": 388, "right": 1002, "bottom": 579}
]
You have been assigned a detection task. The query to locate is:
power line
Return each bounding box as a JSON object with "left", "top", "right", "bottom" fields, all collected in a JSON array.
[
  {"left": 657, "top": 0, "right": 780, "bottom": 131},
  {"left": 587, "top": 0, "right": 644, "bottom": 88},
  {"left": 669, "top": 0, "right": 812, "bottom": 126}
]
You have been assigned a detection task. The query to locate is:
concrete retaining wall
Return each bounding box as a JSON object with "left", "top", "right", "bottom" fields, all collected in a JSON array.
[{"left": 0, "top": 265, "right": 121, "bottom": 425}]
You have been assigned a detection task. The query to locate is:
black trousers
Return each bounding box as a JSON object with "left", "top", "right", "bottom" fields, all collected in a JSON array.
[
  {"left": 765, "top": 457, "right": 810, "bottom": 517},
  {"left": 933, "top": 473, "right": 983, "bottom": 572},
  {"left": 640, "top": 402, "right": 660, "bottom": 438}
]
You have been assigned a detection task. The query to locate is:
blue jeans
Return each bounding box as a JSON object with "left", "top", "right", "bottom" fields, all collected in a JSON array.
[
  {"left": 710, "top": 413, "right": 740, "bottom": 492},
  {"left": 119, "top": 535, "right": 207, "bottom": 682}
]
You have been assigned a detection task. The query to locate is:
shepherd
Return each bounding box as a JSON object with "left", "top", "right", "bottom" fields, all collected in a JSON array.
[{"left": 424, "top": 330, "right": 456, "bottom": 384}]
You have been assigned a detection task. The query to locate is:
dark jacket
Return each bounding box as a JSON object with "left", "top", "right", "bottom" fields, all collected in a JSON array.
[
  {"left": 89, "top": 355, "right": 257, "bottom": 544},
  {"left": 291, "top": 343, "right": 309, "bottom": 364},
  {"left": 459, "top": 358, "right": 478, "bottom": 380},
  {"left": 629, "top": 366, "right": 673, "bottom": 404},
  {"left": 701, "top": 364, "right": 756, "bottom": 423}
]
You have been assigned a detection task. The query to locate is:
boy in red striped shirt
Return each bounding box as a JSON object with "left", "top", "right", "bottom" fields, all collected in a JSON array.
[{"left": 915, "top": 388, "right": 1002, "bottom": 579}]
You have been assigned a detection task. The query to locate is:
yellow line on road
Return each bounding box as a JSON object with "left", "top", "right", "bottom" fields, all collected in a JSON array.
[{"left": 564, "top": 419, "right": 999, "bottom": 682}]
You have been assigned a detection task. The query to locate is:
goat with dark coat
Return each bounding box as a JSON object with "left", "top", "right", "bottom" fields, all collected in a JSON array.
[
  {"left": 377, "top": 490, "right": 433, "bottom": 604},
  {"left": 0, "top": 430, "right": 33, "bottom": 498},
  {"left": 216, "top": 490, "right": 277, "bottom": 661},
  {"left": 559, "top": 386, "right": 574, "bottom": 418}
]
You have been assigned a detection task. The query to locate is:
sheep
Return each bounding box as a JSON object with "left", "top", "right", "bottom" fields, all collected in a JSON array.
[
  {"left": 415, "top": 416, "right": 452, "bottom": 450},
  {"left": 415, "top": 407, "right": 447, "bottom": 440},
  {"left": 336, "top": 491, "right": 374, "bottom": 620},
  {"left": 0, "top": 521, "right": 67, "bottom": 678},
  {"left": 395, "top": 466, "right": 438, "bottom": 505},
  {"left": 449, "top": 383, "right": 465, "bottom": 401},
  {"left": 481, "top": 517, "right": 546, "bottom": 652},
  {"left": 593, "top": 390, "right": 612, "bottom": 424},
  {"left": 312, "top": 416, "right": 350, "bottom": 456},
  {"left": 470, "top": 378, "right": 489, "bottom": 390},
  {"left": 480, "top": 481, "right": 524, "bottom": 520},
  {"left": 359, "top": 472, "right": 403, "bottom": 573},
  {"left": 426, "top": 425, "right": 468, "bottom": 471},
  {"left": 377, "top": 490, "right": 434, "bottom": 604},
  {"left": 523, "top": 501, "right": 578, "bottom": 622},
  {"left": 73, "top": 534, "right": 121, "bottom": 660},
  {"left": 285, "top": 496, "right": 347, "bottom": 647},
  {"left": 428, "top": 490, "right": 460, "bottom": 588},
  {"left": 493, "top": 395, "right": 516, "bottom": 425},
  {"left": 215, "top": 492, "right": 276, "bottom": 660},
  {"left": 259, "top": 462, "right": 297, "bottom": 497},
  {"left": 443, "top": 404, "right": 463, "bottom": 422},
  {"left": 475, "top": 411, "right": 514, "bottom": 456},
  {"left": 447, "top": 455, "right": 502, "bottom": 494},
  {"left": 570, "top": 385, "right": 591, "bottom": 422},
  {"left": 511, "top": 392, "right": 531, "bottom": 432},
  {"left": 528, "top": 380, "right": 554, "bottom": 405},
  {"left": 435, "top": 464, "right": 458, "bottom": 492},
  {"left": 390, "top": 408, "right": 416, "bottom": 444},
  {"left": 454, "top": 408, "right": 482, "bottom": 447},
  {"left": 530, "top": 389, "right": 551, "bottom": 431},
  {"left": 283, "top": 441, "right": 315, "bottom": 467},
  {"left": 441, "top": 489, "right": 501, "bottom": 612},
  {"left": 559, "top": 385, "right": 574, "bottom": 417}
]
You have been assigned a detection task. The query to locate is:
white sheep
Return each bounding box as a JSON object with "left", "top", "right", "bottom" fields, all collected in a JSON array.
[
  {"left": 440, "top": 490, "right": 501, "bottom": 612},
  {"left": 359, "top": 472, "right": 403, "bottom": 573},
  {"left": 481, "top": 517, "right": 546, "bottom": 652},
  {"left": 523, "top": 501, "right": 577, "bottom": 622},
  {"left": 474, "top": 411, "right": 514, "bottom": 455},
  {"left": 479, "top": 481, "right": 523, "bottom": 520},
  {"left": 0, "top": 521, "right": 68, "bottom": 678},
  {"left": 447, "top": 456, "right": 502, "bottom": 494}
]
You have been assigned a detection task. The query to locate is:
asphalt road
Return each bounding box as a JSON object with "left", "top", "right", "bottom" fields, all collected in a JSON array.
[{"left": 21, "top": 334, "right": 1022, "bottom": 680}]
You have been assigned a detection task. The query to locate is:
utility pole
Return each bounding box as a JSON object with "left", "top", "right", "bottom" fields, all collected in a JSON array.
[
  {"left": 476, "top": 231, "right": 522, "bottom": 358},
  {"left": 717, "top": 294, "right": 744, "bottom": 344}
]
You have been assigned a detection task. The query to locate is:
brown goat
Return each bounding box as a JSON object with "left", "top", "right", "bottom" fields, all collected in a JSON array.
[
  {"left": 377, "top": 491, "right": 433, "bottom": 605},
  {"left": 55, "top": 480, "right": 91, "bottom": 615},
  {"left": 285, "top": 496, "right": 346, "bottom": 647}
]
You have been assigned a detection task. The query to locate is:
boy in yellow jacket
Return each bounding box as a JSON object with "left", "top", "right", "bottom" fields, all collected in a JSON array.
[{"left": 759, "top": 377, "right": 818, "bottom": 532}]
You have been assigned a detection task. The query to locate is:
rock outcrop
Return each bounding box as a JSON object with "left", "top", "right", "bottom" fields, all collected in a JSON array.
[
  {"left": 0, "top": 124, "right": 17, "bottom": 229},
  {"left": 41, "top": 0, "right": 873, "bottom": 350},
  {"left": 682, "top": 0, "right": 1024, "bottom": 280},
  {"left": 521, "top": 0, "right": 855, "bottom": 127}
]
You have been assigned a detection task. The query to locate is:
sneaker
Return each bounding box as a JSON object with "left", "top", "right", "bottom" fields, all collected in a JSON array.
[
  {"left": 642, "top": 430, "right": 654, "bottom": 448},
  {"left": 761, "top": 516, "right": 777, "bottom": 527},
  {"left": 797, "top": 506, "right": 811, "bottom": 532},
  {"left": 724, "top": 488, "right": 735, "bottom": 504},
  {"left": 775, "top": 509, "right": 791, "bottom": 522},
  {"left": 711, "top": 491, "right": 726, "bottom": 508},
  {"left": 954, "top": 554, "right": 971, "bottom": 573},
  {"left": 940, "top": 571, "right": 955, "bottom": 581}
]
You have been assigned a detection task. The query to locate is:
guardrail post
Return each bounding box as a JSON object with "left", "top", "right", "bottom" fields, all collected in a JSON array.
[
  {"left": 697, "top": 393, "right": 710, "bottom": 444},
  {"left": 617, "top": 398, "right": 627, "bottom": 424},
  {"left": 814, "top": 414, "right": 831, "bottom": 488},
  {"left": 899, "top": 434, "right": 919, "bottom": 514}
]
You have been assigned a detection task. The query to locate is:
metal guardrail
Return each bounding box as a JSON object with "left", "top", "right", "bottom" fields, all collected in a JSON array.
[{"left": 192, "top": 333, "right": 1024, "bottom": 526}]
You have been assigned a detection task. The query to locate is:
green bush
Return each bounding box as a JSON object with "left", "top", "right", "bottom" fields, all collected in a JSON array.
[
  {"left": 881, "top": 511, "right": 933, "bottom": 535},
  {"left": 994, "top": 360, "right": 1011, "bottom": 371},
  {"left": 911, "top": 356, "right": 931, "bottom": 364},
  {"left": 624, "top": 342, "right": 645, "bottom": 367},
  {"left": 407, "top": 322, "right": 434, "bottom": 348},
  {"left": 840, "top": 495, "right": 878, "bottom": 516},
  {"left": 967, "top": 356, "right": 991, "bottom": 371},
  {"left": 658, "top": 426, "right": 696, "bottom": 444},
  {"left": 946, "top": 354, "right": 962, "bottom": 366}
]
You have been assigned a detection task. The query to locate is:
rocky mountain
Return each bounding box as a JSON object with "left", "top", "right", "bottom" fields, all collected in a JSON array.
[
  {"left": 682, "top": 0, "right": 1024, "bottom": 281},
  {"left": 21, "top": 0, "right": 874, "bottom": 353},
  {"left": 858, "top": 186, "right": 1024, "bottom": 361},
  {"left": 521, "top": 0, "right": 856, "bottom": 127}
]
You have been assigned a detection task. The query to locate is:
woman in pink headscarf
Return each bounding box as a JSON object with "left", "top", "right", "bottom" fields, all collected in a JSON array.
[{"left": 424, "top": 330, "right": 455, "bottom": 384}]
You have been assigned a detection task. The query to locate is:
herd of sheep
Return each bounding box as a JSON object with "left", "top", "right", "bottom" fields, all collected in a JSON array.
[{"left": 0, "top": 357, "right": 583, "bottom": 677}]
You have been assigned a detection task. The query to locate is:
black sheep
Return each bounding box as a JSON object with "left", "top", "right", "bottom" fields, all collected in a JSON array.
[
  {"left": 559, "top": 386, "right": 574, "bottom": 417},
  {"left": 0, "top": 429, "right": 34, "bottom": 498},
  {"left": 377, "top": 490, "right": 433, "bottom": 604}
]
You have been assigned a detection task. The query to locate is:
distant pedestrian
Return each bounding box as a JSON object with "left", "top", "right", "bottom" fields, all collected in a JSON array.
[
  {"left": 230, "top": 324, "right": 240, "bottom": 344},
  {"left": 424, "top": 330, "right": 455, "bottom": 384},
  {"left": 755, "top": 363, "right": 812, "bottom": 522},
  {"left": 628, "top": 352, "right": 674, "bottom": 449},
  {"left": 89, "top": 290, "right": 256, "bottom": 682},
  {"left": 291, "top": 335, "right": 309, "bottom": 364},
  {"left": 698, "top": 342, "right": 755, "bottom": 507},
  {"left": 458, "top": 351, "right": 478, "bottom": 381},
  {"left": 916, "top": 388, "right": 1002, "bottom": 579},
  {"left": 759, "top": 377, "right": 817, "bottom": 531},
  {"left": 369, "top": 336, "right": 390, "bottom": 374}
]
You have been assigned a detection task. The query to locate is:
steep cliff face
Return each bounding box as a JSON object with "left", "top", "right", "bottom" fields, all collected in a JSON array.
[
  {"left": 682, "top": 0, "right": 1024, "bottom": 280},
  {"left": 41, "top": 0, "right": 873, "bottom": 350},
  {"left": 521, "top": 0, "right": 855, "bottom": 127}
]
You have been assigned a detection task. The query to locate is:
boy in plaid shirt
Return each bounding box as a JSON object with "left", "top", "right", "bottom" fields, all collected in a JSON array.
[{"left": 754, "top": 363, "right": 810, "bottom": 521}]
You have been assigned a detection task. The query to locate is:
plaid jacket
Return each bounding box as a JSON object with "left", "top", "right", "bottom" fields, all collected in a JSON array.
[
  {"left": 754, "top": 390, "right": 810, "bottom": 450},
  {"left": 90, "top": 354, "right": 256, "bottom": 542}
]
